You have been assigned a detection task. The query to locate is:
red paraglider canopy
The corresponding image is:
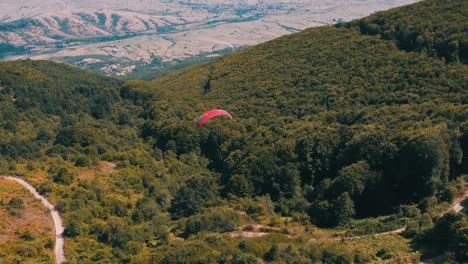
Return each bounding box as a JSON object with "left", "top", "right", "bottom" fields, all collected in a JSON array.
[{"left": 196, "top": 109, "right": 233, "bottom": 128}]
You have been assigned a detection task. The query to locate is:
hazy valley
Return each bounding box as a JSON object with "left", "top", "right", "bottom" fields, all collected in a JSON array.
[{"left": 0, "top": 0, "right": 420, "bottom": 78}]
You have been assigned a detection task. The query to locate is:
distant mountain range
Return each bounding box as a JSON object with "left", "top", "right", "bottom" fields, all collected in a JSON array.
[{"left": 0, "top": 0, "right": 420, "bottom": 78}]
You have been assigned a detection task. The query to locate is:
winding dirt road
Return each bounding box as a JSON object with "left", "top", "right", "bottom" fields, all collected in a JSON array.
[{"left": 1, "top": 176, "right": 66, "bottom": 264}]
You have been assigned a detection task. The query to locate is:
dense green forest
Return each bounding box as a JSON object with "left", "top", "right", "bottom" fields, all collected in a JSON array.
[{"left": 0, "top": 0, "right": 467, "bottom": 263}]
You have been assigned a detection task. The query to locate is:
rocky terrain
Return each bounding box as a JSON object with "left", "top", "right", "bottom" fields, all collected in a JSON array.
[{"left": 0, "top": 0, "right": 420, "bottom": 77}]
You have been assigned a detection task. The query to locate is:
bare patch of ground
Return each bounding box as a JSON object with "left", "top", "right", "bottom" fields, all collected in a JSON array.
[
  {"left": 77, "top": 170, "right": 94, "bottom": 181},
  {"left": 100, "top": 161, "right": 117, "bottom": 174},
  {"left": 229, "top": 224, "right": 286, "bottom": 238},
  {"left": 452, "top": 187, "right": 468, "bottom": 213}
]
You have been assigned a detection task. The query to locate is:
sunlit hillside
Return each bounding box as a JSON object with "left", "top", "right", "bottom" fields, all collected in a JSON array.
[{"left": 0, "top": 0, "right": 466, "bottom": 263}]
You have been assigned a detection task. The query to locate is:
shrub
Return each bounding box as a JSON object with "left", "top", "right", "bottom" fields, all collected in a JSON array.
[
  {"left": 16, "top": 244, "right": 37, "bottom": 257},
  {"left": 75, "top": 155, "right": 91, "bottom": 167},
  {"left": 53, "top": 167, "right": 75, "bottom": 185},
  {"left": 8, "top": 198, "right": 24, "bottom": 209},
  {"left": 184, "top": 208, "right": 240, "bottom": 237}
]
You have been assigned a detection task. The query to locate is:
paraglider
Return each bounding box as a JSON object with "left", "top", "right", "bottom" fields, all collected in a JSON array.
[{"left": 196, "top": 109, "right": 233, "bottom": 128}]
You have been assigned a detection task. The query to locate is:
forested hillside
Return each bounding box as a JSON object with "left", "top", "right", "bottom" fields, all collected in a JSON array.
[
  {"left": 0, "top": 0, "right": 467, "bottom": 263},
  {"left": 344, "top": 0, "right": 467, "bottom": 63},
  {"left": 144, "top": 0, "right": 467, "bottom": 217}
]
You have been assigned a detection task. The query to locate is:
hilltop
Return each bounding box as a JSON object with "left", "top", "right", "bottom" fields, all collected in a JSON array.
[{"left": 0, "top": 0, "right": 467, "bottom": 263}]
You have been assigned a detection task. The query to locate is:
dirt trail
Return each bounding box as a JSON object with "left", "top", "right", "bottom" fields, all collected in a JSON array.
[
  {"left": 230, "top": 189, "right": 468, "bottom": 242},
  {"left": 1, "top": 176, "right": 66, "bottom": 264},
  {"left": 450, "top": 188, "right": 468, "bottom": 213},
  {"left": 298, "top": 189, "right": 468, "bottom": 244},
  {"left": 419, "top": 188, "right": 468, "bottom": 264}
]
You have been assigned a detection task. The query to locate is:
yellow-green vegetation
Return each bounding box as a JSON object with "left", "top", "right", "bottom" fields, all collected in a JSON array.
[
  {"left": 308, "top": 234, "right": 419, "bottom": 264},
  {"left": 0, "top": 0, "right": 467, "bottom": 263},
  {"left": 0, "top": 179, "right": 55, "bottom": 263},
  {"left": 147, "top": 231, "right": 418, "bottom": 263}
]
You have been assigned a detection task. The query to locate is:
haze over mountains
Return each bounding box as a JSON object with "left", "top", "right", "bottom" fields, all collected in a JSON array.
[{"left": 0, "top": 0, "right": 420, "bottom": 78}]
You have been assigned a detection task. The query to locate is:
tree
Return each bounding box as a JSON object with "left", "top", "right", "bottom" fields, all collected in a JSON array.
[
  {"left": 94, "top": 218, "right": 133, "bottom": 248},
  {"left": 388, "top": 129, "right": 450, "bottom": 203},
  {"left": 202, "top": 74, "right": 211, "bottom": 93},
  {"left": 228, "top": 174, "right": 252, "bottom": 197},
  {"left": 331, "top": 160, "right": 372, "bottom": 197},
  {"left": 75, "top": 155, "right": 91, "bottom": 167},
  {"left": 264, "top": 244, "right": 280, "bottom": 262},
  {"left": 184, "top": 208, "right": 240, "bottom": 237},
  {"left": 169, "top": 176, "right": 218, "bottom": 219},
  {"left": 423, "top": 212, "right": 467, "bottom": 262},
  {"left": 132, "top": 197, "right": 160, "bottom": 223},
  {"left": 53, "top": 168, "right": 75, "bottom": 185},
  {"left": 64, "top": 217, "right": 82, "bottom": 237},
  {"left": 310, "top": 200, "right": 333, "bottom": 227},
  {"left": 54, "top": 126, "right": 99, "bottom": 148},
  {"left": 296, "top": 131, "right": 340, "bottom": 186},
  {"left": 333, "top": 192, "right": 355, "bottom": 226}
]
